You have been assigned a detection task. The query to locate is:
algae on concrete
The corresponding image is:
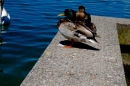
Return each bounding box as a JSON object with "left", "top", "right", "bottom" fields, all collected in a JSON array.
[{"left": 117, "top": 23, "right": 130, "bottom": 86}]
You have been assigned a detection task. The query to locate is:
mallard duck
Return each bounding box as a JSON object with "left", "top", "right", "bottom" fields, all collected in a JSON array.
[
  {"left": 57, "top": 9, "right": 99, "bottom": 48},
  {"left": 1, "top": 0, "right": 10, "bottom": 28}
]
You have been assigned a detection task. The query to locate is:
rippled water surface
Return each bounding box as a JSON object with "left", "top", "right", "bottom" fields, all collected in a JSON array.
[{"left": 0, "top": 0, "right": 130, "bottom": 86}]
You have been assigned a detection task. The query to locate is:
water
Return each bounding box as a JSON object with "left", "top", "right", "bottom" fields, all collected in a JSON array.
[{"left": 0, "top": 0, "right": 130, "bottom": 86}]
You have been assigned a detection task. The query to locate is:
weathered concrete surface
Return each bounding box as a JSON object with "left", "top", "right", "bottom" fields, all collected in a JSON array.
[{"left": 21, "top": 16, "right": 130, "bottom": 86}]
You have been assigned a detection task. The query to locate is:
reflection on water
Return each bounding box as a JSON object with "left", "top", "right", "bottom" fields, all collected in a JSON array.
[
  {"left": 0, "top": 0, "right": 130, "bottom": 86},
  {"left": 0, "top": 19, "right": 10, "bottom": 45},
  {"left": 0, "top": 37, "right": 2, "bottom": 45}
]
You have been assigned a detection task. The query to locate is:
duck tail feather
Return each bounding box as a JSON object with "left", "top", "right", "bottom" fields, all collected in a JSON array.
[{"left": 88, "top": 38, "right": 99, "bottom": 44}]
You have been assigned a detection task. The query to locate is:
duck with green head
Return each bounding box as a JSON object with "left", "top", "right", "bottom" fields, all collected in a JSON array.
[
  {"left": 57, "top": 9, "right": 99, "bottom": 48},
  {"left": 58, "top": 9, "right": 76, "bottom": 22}
]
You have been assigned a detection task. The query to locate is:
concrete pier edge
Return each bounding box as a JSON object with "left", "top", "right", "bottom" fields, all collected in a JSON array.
[{"left": 21, "top": 15, "right": 130, "bottom": 86}]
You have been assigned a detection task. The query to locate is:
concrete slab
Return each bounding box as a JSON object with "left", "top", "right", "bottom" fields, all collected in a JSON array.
[{"left": 21, "top": 16, "right": 130, "bottom": 86}]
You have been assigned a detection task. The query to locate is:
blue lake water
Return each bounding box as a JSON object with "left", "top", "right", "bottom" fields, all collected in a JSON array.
[{"left": 0, "top": 0, "right": 130, "bottom": 86}]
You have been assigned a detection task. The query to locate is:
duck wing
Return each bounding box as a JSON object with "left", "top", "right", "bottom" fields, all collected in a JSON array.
[
  {"left": 76, "top": 24, "right": 94, "bottom": 37},
  {"left": 60, "top": 22, "right": 93, "bottom": 38},
  {"left": 76, "top": 21, "right": 101, "bottom": 38},
  {"left": 75, "top": 24, "right": 99, "bottom": 44}
]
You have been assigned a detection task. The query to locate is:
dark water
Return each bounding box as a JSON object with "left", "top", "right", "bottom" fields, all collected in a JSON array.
[{"left": 0, "top": 0, "right": 130, "bottom": 86}]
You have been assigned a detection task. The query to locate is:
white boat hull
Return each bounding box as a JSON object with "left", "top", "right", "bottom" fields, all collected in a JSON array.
[{"left": 1, "top": 7, "right": 10, "bottom": 27}]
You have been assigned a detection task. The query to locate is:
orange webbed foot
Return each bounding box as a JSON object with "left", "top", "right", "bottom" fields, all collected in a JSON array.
[{"left": 64, "top": 40, "right": 74, "bottom": 48}]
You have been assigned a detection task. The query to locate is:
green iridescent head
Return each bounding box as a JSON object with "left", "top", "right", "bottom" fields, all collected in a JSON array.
[{"left": 58, "top": 9, "right": 76, "bottom": 22}]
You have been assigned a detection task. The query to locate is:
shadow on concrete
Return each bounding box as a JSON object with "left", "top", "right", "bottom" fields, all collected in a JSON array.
[
  {"left": 120, "top": 44, "right": 130, "bottom": 54},
  {"left": 124, "top": 64, "right": 130, "bottom": 78},
  {"left": 60, "top": 40, "right": 100, "bottom": 51}
]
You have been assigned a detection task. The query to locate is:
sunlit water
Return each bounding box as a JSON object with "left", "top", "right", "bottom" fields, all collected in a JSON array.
[{"left": 0, "top": 0, "right": 130, "bottom": 86}]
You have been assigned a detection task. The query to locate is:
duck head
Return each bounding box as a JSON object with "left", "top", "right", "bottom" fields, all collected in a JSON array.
[{"left": 58, "top": 9, "right": 76, "bottom": 22}]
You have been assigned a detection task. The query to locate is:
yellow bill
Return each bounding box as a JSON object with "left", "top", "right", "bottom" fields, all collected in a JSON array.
[{"left": 58, "top": 13, "right": 65, "bottom": 16}]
